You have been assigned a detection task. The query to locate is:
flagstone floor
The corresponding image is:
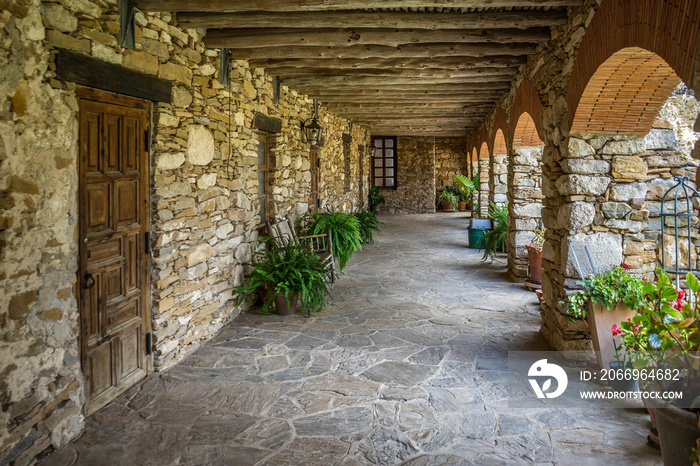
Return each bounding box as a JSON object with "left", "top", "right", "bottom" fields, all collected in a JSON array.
[{"left": 43, "top": 213, "right": 660, "bottom": 465}]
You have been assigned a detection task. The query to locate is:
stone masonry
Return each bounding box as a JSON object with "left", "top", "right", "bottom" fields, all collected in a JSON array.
[
  {"left": 0, "top": 0, "right": 369, "bottom": 462},
  {"left": 380, "top": 137, "right": 436, "bottom": 215}
]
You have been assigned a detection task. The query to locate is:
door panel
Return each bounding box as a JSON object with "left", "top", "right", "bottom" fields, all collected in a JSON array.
[{"left": 78, "top": 90, "right": 151, "bottom": 416}]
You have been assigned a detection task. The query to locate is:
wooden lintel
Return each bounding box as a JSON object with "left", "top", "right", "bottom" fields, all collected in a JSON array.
[
  {"left": 55, "top": 48, "right": 172, "bottom": 103},
  {"left": 254, "top": 113, "right": 282, "bottom": 133},
  {"left": 140, "top": 0, "right": 582, "bottom": 13},
  {"left": 178, "top": 10, "right": 568, "bottom": 30},
  {"left": 204, "top": 27, "right": 550, "bottom": 49},
  {"left": 224, "top": 43, "right": 538, "bottom": 60}
]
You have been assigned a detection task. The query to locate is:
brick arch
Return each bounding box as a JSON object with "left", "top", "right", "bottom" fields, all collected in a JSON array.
[
  {"left": 567, "top": 0, "right": 700, "bottom": 130},
  {"left": 492, "top": 107, "right": 508, "bottom": 155},
  {"left": 493, "top": 129, "right": 507, "bottom": 156},
  {"left": 571, "top": 47, "right": 680, "bottom": 133},
  {"left": 477, "top": 127, "right": 490, "bottom": 159},
  {"left": 510, "top": 79, "right": 544, "bottom": 144},
  {"left": 513, "top": 112, "right": 544, "bottom": 148}
]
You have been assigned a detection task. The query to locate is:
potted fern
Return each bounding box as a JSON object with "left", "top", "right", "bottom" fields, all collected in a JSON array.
[
  {"left": 235, "top": 237, "right": 331, "bottom": 316},
  {"left": 475, "top": 202, "right": 507, "bottom": 261},
  {"left": 303, "top": 210, "right": 362, "bottom": 272}
]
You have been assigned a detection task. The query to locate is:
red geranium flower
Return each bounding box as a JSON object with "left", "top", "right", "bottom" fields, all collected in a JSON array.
[
  {"left": 621, "top": 263, "right": 631, "bottom": 270},
  {"left": 612, "top": 324, "right": 622, "bottom": 336}
]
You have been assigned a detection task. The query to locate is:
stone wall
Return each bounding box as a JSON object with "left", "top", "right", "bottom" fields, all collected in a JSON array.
[
  {"left": 0, "top": 0, "right": 367, "bottom": 462},
  {"left": 507, "top": 146, "right": 544, "bottom": 279},
  {"left": 380, "top": 137, "right": 436, "bottom": 214},
  {"left": 489, "top": 152, "right": 508, "bottom": 207},
  {"left": 434, "top": 137, "right": 468, "bottom": 193}
]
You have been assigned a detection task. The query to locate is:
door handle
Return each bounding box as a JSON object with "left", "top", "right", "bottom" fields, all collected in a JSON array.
[{"left": 83, "top": 272, "right": 95, "bottom": 289}]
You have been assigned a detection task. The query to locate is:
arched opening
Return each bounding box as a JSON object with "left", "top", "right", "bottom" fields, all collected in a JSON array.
[
  {"left": 508, "top": 112, "right": 544, "bottom": 280},
  {"left": 544, "top": 45, "right": 700, "bottom": 353}
]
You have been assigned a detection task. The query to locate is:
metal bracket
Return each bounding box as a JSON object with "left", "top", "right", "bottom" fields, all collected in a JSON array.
[
  {"left": 220, "top": 49, "right": 231, "bottom": 85},
  {"left": 274, "top": 76, "right": 282, "bottom": 106},
  {"left": 120, "top": 0, "right": 137, "bottom": 50}
]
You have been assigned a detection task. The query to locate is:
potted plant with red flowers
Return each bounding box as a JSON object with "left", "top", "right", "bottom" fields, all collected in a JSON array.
[
  {"left": 525, "top": 224, "right": 545, "bottom": 285},
  {"left": 561, "top": 263, "right": 646, "bottom": 370},
  {"left": 617, "top": 269, "right": 700, "bottom": 464}
]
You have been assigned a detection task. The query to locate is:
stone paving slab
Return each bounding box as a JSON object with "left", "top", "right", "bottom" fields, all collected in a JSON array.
[{"left": 41, "top": 214, "right": 662, "bottom": 465}]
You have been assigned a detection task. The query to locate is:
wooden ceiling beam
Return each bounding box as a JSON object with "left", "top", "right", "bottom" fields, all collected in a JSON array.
[
  {"left": 249, "top": 56, "right": 527, "bottom": 70},
  {"left": 284, "top": 75, "right": 513, "bottom": 87},
  {"left": 220, "top": 43, "right": 538, "bottom": 59},
  {"left": 140, "top": 0, "right": 582, "bottom": 13},
  {"left": 267, "top": 67, "right": 520, "bottom": 78},
  {"left": 178, "top": 10, "right": 568, "bottom": 30},
  {"left": 205, "top": 27, "right": 550, "bottom": 49}
]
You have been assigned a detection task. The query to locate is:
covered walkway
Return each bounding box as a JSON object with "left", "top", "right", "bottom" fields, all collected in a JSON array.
[{"left": 43, "top": 215, "right": 659, "bottom": 465}]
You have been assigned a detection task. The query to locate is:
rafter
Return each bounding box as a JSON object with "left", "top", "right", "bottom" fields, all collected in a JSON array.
[
  {"left": 204, "top": 27, "right": 550, "bottom": 49},
  {"left": 265, "top": 67, "right": 520, "bottom": 78},
  {"left": 216, "top": 43, "right": 538, "bottom": 59},
  {"left": 249, "top": 56, "right": 527, "bottom": 70},
  {"left": 140, "top": 0, "right": 582, "bottom": 13},
  {"left": 178, "top": 10, "right": 568, "bottom": 30}
]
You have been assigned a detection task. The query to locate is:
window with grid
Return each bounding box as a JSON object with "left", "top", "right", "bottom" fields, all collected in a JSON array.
[
  {"left": 372, "top": 136, "right": 397, "bottom": 189},
  {"left": 256, "top": 134, "right": 268, "bottom": 225}
]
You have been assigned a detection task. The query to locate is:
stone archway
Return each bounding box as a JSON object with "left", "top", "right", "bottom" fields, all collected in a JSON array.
[{"left": 541, "top": 0, "right": 700, "bottom": 351}]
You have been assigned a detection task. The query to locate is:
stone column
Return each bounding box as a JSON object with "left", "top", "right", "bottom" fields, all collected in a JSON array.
[
  {"left": 478, "top": 156, "right": 489, "bottom": 218},
  {"left": 507, "top": 146, "right": 543, "bottom": 279},
  {"left": 490, "top": 152, "right": 508, "bottom": 207}
]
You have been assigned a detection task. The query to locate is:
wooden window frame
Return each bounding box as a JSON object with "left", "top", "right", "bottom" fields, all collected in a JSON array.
[
  {"left": 256, "top": 134, "right": 269, "bottom": 226},
  {"left": 371, "top": 136, "right": 397, "bottom": 190}
]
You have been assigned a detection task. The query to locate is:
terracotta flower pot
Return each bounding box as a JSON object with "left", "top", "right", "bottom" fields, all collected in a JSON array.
[
  {"left": 441, "top": 201, "right": 454, "bottom": 212},
  {"left": 274, "top": 291, "right": 299, "bottom": 315},
  {"left": 458, "top": 201, "right": 467, "bottom": 211},
  {"left": 586, "top": 301, "right": 636, "bottom": 370},
  {"left": 525, "top": 243, "right": 543, "bottom": 284}
]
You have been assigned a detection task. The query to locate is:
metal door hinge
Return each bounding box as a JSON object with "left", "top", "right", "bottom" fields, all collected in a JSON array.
[{"left": 145, "top": 332, "right": 152, "bottom": 355}]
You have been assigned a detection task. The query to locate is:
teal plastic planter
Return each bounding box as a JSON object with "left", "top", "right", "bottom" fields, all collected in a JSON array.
[{"left": 468, "top": 228, "right": 490, "bottom": 249}]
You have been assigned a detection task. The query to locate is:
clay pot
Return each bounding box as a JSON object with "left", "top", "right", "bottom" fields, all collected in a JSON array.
[
  {"left": 525, "top": 243, "right": 543, "bottom": 284},
  {"left": 586, "top": 301, "right": 636, "bottom": 370},
  {"left": 441, "top": 201, "right": 454, "bottom": 212},
  {"left": 458, "top": 201, "right": 467, "bottom": 211},
  {"left": 274, "top": 291, "right": 299, "bottom": 315},
  {"left": 651, "top": 399, "right": 700, "bottom": 466}
]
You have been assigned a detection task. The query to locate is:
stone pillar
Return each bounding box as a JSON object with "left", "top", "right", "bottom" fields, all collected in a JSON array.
[
  {"left": 478, "top": 156, "right": 490, "bottom": 218},
  {"left": 507, "top": 146, "right": 543, "bottom": 279},
  {"left": 490, "top": 152, "right": 508, "bottom": 207}
]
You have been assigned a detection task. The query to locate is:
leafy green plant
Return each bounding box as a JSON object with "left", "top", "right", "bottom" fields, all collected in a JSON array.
[
  {"left": 560, "top": 264, "right": 646, "bottom": 319},
  {"left": 455, "top": 175, "right": 476, "bottom": 202},
  {"left": 616, "top": 269, "right": 700, "bottom": 411},
  {"left": 304, "top": 211, "right": 362, "bottom": 272},
  {"left": 475, "top": 202, "right": 508, "bottom": 261},
  {"left": 353, "top": 210, "right": 379, "bottom": 244},
  {"left": 437, "top": 190, "right": 458, "bottom": 211},
  {"left": 368, "top": 186, "right": 386, "bottom": 207},
  {"left": 235, "top": 237, "right": 331, "bottom": 316}
]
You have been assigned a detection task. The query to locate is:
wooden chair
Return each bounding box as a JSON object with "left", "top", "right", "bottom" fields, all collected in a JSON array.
[{"left": 268, "top": 215, "right": 338, "bottom": 283}]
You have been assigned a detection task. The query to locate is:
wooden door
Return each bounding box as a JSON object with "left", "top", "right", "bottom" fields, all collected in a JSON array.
[
  {"left": 309, "top": 146, "right": 320, "bottom": 212},
  {"left": 78, "top": 88, "right": 151, "bottom": 415}
]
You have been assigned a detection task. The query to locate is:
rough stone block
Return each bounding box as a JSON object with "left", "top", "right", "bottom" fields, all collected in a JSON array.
[
  {"left": 187, "top": 125, "right": 214, "bottom": 166},
  {"left": 42, "top": 3, "right": 78, "bottom": 32},
  {"left": 159, "top": 62, "right": 192, "bottom": 85},
  {"left": 600, "top": 139, "right": 646, "bottom": 155},
  {"left": 558, "top": 202, "right": 595, "bottom": 230},
  {"left": 560, "top": 159, "right": 610, "bottom": 174},
  {"left": 646, "top": 177, "right": 679, "bottom": 200},
  {"left": 562, "top": 232, "right": 623, "bottom": 278},
  {"left": 644, "top": 129, "right": 676, "bottom": 151},
  {"left": 602, "top": 202, "right": 632, "bottom": 219},
  {"left": 555, "top": 175, "right": 610, "bottom": 196},
  {"left": 567, "top": 138, "right": 595, "bottom": 158},
  {"left": 645, "top": 151, "right": 689, "bottom": 168},
  {"left": 123, "top": 50, "right": 159, "bottom": 75},
  {"left": 46, "top": 30, "right": 90, "bottom": 54},
  {"left": 611, "top": 155, "right": 647, "bottom": 180},
  {"left": 609, "top": 182, "right": 646, "bottom": 202},
  {"left": 605, "top": 219, "right": 644, "bottom": 233}
]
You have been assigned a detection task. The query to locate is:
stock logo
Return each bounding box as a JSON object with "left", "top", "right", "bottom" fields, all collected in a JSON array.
[{"left": 528, "top": 359, "right": 568, "bottom": 399}]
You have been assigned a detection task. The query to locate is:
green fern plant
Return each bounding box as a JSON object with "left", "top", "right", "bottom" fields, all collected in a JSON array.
[
  {"left": 475, "top": 202, "right": 508, "bottom": 261},
  {"left": 304, "top": 211, "right": 362, "bottom": 272},
  {"left": 235, "top": 237, "right": 331, "bottom": 316},
  {"left": 353, "top": 210, "right": 379, "bottom": 244}
]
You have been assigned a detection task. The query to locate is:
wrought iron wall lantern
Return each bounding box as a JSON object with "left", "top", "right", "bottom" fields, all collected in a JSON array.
[{"left": 301, "top": 99, "right": 325, "bottom": 146}]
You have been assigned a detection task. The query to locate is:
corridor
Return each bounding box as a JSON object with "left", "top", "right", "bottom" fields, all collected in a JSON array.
[{"left": 43, "top": 214, "right": 660, "bottom": 465}]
